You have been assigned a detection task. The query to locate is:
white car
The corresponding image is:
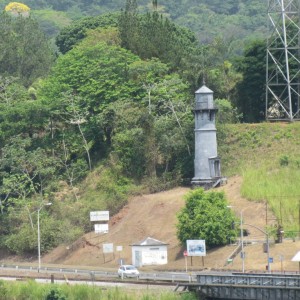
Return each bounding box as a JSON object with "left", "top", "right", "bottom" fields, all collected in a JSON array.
[{"left": 118, "top": 265, "right": 139, "bottom": 278}]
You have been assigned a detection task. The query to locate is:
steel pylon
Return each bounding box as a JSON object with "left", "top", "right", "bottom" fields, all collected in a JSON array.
[{"left": 266, "top": 0, "right": 300, "bottom": 121}]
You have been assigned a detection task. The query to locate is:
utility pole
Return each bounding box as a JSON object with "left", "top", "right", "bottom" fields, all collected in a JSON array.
[
  {"left": 266, "top": 0, "right": 300, "bottom": 121},
  {"left": 37, "top": 202, "right": 52, "bottom": 271}
]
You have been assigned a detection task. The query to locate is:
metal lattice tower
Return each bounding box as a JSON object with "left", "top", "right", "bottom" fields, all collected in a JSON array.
[{"left": 266, "top": 0, "right": 300, "bottom": 121}]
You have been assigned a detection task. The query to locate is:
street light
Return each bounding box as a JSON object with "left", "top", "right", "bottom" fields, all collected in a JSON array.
[
  {"left": 240, "top": 207, "right": 249, "bottom": 273},
  {"left": 37, "top": 202, "right": 52, "bottom": 271},
  {"left": 227, "top": 206, "right": 270, "bottom": 273},
  {"left": 243, "top": 222, "right": 270, "bottom": 273},
  {"left": 227, "top": 206, "right": 248, "bottom": 272}
]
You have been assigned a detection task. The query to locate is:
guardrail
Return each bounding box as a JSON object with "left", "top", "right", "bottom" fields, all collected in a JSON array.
[{"left": 0, "top": 263, "right": 197, "bottom": 283}]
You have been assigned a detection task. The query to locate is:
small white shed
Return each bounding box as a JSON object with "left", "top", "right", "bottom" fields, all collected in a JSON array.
[
  {"left": 131, "top": 237, "right": 168, "bottom": 267},
  {"left": 292, "top": 251, "right": 300, "bottom": 272}
]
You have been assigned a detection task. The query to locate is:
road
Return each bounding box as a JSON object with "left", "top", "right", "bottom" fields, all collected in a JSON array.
[{"left": 0, "top": 263, "right": 196, "bottom": 288}]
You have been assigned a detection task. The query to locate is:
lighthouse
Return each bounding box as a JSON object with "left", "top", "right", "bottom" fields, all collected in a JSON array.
[{"left": 191, "top": 84, "right": 225, "bottom": 189}]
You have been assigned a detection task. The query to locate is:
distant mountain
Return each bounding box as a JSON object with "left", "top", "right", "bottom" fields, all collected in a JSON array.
[{"left": 0, "top": 0, "right": 268, "bottom": 53}]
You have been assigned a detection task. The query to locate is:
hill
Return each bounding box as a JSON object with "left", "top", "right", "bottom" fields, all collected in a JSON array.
[
  {"left": 1, "top": 121, "right": 300, "bottom": 273},
  {"left": 40, "top": 176, "right": 300, "bottom": 273},
  {"left": 218, "top": 122, "right": 300, "bottom": 233},
  {"left": 0, "top": 0, "right": 267, "bottom": 53}
]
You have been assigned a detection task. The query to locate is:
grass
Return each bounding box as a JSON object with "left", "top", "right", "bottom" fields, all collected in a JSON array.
[
  {"left": 0, "top": 280, "right": 197, "bottom": 300},
  {"left": 219, "top": 122, "right": 300, "bottom": 234}
]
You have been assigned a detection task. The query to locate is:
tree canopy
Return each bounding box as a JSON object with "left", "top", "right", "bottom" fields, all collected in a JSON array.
[
  {"left": 234, "top": 39, "right": 266, "bottom": 122},
  {"left": 0, "top": 12, "right": 54, "bottom": 87},
  {"left": 0, "top": 0, "right": 269, "bottom": 257},
  {"left": 177, "top": 188, "right": 236, "bottom": 248},
  {"left": 55, "top": 13, "right": 119, "bottom": 54}
]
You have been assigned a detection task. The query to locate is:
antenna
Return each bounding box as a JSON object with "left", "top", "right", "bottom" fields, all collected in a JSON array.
[{"left": 266, "top": 0, "right": 300, "bottom": 121}]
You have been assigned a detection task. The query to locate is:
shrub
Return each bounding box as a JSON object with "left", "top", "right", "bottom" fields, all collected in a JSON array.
[
  {"left": 279, "top": 155, "right": 289, "bottom": 166},
  {"left": 45, "top": 288, "right": 66, "bottom": 300},
  {"left": 176, "top": 188, "right": 236, "bottom": 248}
]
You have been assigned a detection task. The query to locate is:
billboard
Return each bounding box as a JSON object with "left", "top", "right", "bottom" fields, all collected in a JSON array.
[
  {"left": 186, "top": 240, "right": 206, "bottom": 256},
  {"left": 94, "top": 224, "right": 108, "bottom": 234},
  {"left": 90, "top": 211, "right": 109, "bottom": 222},
  {"left": 103, "top": 243, "right": 114, "bottom": 253}
]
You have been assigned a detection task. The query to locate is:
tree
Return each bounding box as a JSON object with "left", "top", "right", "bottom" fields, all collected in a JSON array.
[
  {"left": 0, "top": 135, "right": 69, "bottom": 254},
  {"left": 234, "top": 39, "right": 266, "bottom": 122},
  {"left": 215, "top": 98, "right": 241, "bottom": 124},
  {"left": 177, "top": 188, "right": 236, "bottom": 248},
  {"left": 106, "top": 73, "right": 193, "bottom": 183},
  {"left": 39, "top": 42, "right": 144, "bottom": 162},
  {"left": 118, "top": 8, "right": 199, "bottom": 73},
  {"left": 40, "top": 42, "right": 141, "bottom": 111},
  {"left": 4, "top": 2, "right": 30, "bottom": 15},
  {"left": 0, "top": 12, "right": 54, "bottom": 87},
  {"left": 128, "top": 58, "right": 169, "bottom": 114},
  {"left": 0, "top": 76, "right": 49, "bottom": 147},
  {"left": 55, "top": 13, "right": 119, "bottom": 54},
  {"left": 61, "top": 91, "right": 93, "bottom": 171},
  {"left": 0, "top": 135, "right": 58, "bottom": 199}
]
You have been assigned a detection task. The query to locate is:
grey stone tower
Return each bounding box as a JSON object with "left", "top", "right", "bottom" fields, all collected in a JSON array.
[{"left": 191, "top": 85, "right": 225, "bottom": 189}]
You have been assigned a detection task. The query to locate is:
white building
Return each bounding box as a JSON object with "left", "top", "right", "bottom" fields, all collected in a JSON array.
[{"left": 131, "top": 237, "right": 168, "bottom": 267}]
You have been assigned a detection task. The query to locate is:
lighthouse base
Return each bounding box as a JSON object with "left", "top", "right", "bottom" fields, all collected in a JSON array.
[{"left": 191, "top": 177, "right": 227, "bottom": 190}]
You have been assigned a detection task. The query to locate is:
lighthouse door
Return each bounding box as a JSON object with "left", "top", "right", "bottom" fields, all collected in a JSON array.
[{"left": 209, "top": 158, "right": 221, "bottom": 178}]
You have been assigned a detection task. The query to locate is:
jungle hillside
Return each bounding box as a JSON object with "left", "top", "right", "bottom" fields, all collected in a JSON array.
[{"left": 0, "top": 0, "right": 299, "bottom": 259}]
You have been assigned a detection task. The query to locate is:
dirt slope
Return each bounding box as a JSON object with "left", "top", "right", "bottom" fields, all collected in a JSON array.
[{"left": 42, "top": 176, "right": 300, "bottom": 273}]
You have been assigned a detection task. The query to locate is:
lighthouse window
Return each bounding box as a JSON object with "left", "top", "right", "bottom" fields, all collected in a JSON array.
[{"left": 209, "top": 111, "right": 214, "bottom": 121}]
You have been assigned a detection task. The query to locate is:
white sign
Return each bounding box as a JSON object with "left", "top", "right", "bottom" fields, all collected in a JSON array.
[
  {"left": 186, "top": 240, "right": 206, "bottom": 256},
  {"left": 116, "top": 246, "right": 123, "bottom": 252},
  {"left": 90, "top": 211, "right": 109, "bottom": 222},
  {"left": 94, "top": 224, "right": 108, "bottom": 234},
  {"left": 103, "top": 243, "right": 114, "bottom": 254}
]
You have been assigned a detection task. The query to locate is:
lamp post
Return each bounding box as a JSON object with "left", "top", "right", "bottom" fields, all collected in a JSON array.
[
  {"left": 240, "top": 209, "right": 245, "bottom": 272},
  {"left": 227, "top": 206, "right": 248, "bottom": 273},
  {"left": 227, "top": 206, "right": 270, "bottom": 273},
  {"left": 244, "top": 222, "right": 270, "bottom": 273},
  {"left": 37, "top": 202, "right": 52, "bottom": 270}
]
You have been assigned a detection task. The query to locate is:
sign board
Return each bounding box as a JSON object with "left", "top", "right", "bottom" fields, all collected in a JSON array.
[
  {"left": 186, "top": 240, "right": 206, "bottom": 256},
  {"left": 90, "top": 211, "right": 109, "bottom": 222},
  {"left": 94, "top": 224, "right": 108, "bottom": 234},
  {"left": 103, "top": 243, "right": 114, "bottom": 254},
  {"left": 116, "top": 246, "right": 123, "bottom": 252},
  {"left": 269, "top": 257, "right": 273, "bottom": 263},
  {"left": 279, "top": 255, "right": 284, "bottom": 261}
]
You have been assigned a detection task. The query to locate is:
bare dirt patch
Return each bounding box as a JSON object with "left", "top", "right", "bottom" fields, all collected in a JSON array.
[{"left": 5, "top": 176, "right": 300, "bottom": 273}]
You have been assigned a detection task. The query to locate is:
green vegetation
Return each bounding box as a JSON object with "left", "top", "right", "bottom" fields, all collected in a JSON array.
[
  {"left": 0, "top": 280, "right": 197, "bottom": 300},
  {"left": 177, "top": 188, "right": 236, "bottom": 248},
  {"left": 3, "top": 0, "right": 267, "bottom": 54},
  {"left": 218, "top": 122, "right": 300, "bottom": 234},
  {"left": 0, "top": 7, "right": 195, "bottom": 255},
  {"left": 0, "top": 12, "right": 54, "bottom": 87},
  {"left": 0, "top": 0, "right": 299, "bottom": 258}
]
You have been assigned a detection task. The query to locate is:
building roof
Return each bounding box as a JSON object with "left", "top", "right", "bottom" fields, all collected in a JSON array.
[
  {"left": 292, "top": 251, "right": 300, "bottom": 261},
  {"left": 195, "top": 85, "right": 213, "bottom": 94},
  {"left": 131, "top": 237, "right": 169, "bottom": 246}
]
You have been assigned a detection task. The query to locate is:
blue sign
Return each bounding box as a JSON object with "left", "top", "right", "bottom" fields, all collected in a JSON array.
[{"left": 269, "top": 257, "right": 273, "bottom": 263}]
